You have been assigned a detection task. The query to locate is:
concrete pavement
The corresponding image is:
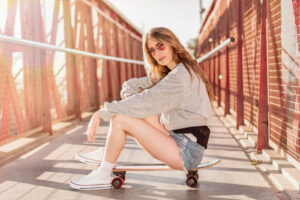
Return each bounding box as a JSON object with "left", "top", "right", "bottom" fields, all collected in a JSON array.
[{"left": 0, "top": 115, "right": 287, "bottom": 200}]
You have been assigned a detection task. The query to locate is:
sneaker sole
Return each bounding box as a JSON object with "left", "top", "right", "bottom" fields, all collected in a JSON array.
[
  {"left": 69, "top": 181, "right": 112, "bottom": 190},
  {"left": 75, "top": 153, "right": 101, "bottom": 165}
]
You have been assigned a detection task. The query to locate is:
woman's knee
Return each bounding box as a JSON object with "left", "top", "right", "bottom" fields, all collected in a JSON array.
[{"left": 111, "top": 114, "right": 127, "bottom": 129}]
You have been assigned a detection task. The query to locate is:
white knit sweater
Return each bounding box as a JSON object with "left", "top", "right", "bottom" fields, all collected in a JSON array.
[{"left": 99, "top": 63, "right": 213, "bottom": 130}]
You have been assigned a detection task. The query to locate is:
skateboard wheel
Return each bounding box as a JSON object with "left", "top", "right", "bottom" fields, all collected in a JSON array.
[
  {"left": 186, "top": 175, "right": 198, "bottom": 187},
  {"left": 112, "top": 177, "right": 123, "bottom": 189}
]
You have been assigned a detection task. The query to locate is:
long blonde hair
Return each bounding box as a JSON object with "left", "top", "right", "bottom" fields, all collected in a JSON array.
[{"left": 143, "top": 27, "right": 214, "bottom": 102}]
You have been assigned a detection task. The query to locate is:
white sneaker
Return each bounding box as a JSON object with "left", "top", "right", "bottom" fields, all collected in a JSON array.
[
  {"left": 75, "top": 147, "right": 104, "bottom": 165},
  {"left": 69, "top": 170, "right": 113, "bottom": 190}
]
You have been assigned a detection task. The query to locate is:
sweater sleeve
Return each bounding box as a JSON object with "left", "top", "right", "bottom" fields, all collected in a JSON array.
[
  {"left": 120, "top": 76, "right": 153, "bottom": 99},
  {"left": 99, "top": 68, "right": 185, "bottom": 121}
]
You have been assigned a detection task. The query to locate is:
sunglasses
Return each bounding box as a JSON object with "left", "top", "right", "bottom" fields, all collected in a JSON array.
[{"left": 148, "top": 42, "right": 166, "bottom": 57}]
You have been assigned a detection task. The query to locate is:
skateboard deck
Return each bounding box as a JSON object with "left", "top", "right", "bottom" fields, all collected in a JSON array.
[
  {"left": 113, "top": 158, "right": 220, "bottom": 171},
  {"left": 111, "top": 159, "right": 221, "bottom": 188}
]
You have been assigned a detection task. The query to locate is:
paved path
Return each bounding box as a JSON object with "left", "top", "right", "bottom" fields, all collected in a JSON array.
[{"left": 0, "top": 115, "right": 284, "bottom": 200}]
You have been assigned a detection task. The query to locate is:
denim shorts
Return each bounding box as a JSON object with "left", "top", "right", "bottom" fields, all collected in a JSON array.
[{"left": 169, "top": 131, "right": 205, "bottom": 173}]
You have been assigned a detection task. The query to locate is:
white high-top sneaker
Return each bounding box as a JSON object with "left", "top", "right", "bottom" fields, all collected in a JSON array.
[
  {"left": 69, "top": 170, "right": 113, "bottom": 190},
  {"left": 75, "top": 147, "right": 104, "bottom": 165}
]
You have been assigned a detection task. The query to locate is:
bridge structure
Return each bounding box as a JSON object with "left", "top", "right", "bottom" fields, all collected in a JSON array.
[{"left": 0, "top": 0, "right": 299, "bottom": 199}]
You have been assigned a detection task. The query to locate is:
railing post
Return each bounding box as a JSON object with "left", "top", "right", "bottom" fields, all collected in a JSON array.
[
  {"left": 126, "top": 33, "right": 133, "bottom": 80},
  {"left": 129, "top": 36, "right": 135, "bottom": 78},
  {"left": 33, "top": 0, "right": 52, "bottom": 134},
  {"left": 111, "top": 22, "right": 121, "bottom": 99},
  {"left": 225, "top": 0, "right": 230, "bottom": 115},
  {"left": 208, "top": 56, "right": 211, "bottom": 83},
  {"left": 63, "top": 0, "right": 81, "bottom": 120},
  {"left": 99, "top": 15, "right": 110, "bottom": 103},
  {"left": 213, "top": 36, "right": 216, "bottom": 96},
  {"left": 47, "top": 0, "right": 63, "bottom": 119},
  {"left": 257, "top": 0, "right": 269, "bottom": 152},
  {"left": 86, "top": 5, "right": 100, "bottom": 109},
  {"left": 1, "top": 0, "right": 25, "bottom": 139},
  {"left": 117, "top": 28, "right": 127, "bottom": 85},
  {"left": 236, "top": 0, "right": 244, "bottom": 129},
  {"left": 217, "top": 36, "right": 221, "bottom": 107}
]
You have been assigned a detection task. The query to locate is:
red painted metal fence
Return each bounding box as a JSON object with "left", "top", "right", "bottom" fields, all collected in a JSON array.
[
  {"left": 197, "top": 0, "right": 299, "bottom": 162},
  {"left": 0, "top": 0, "right": 145, "bottom": 145}
]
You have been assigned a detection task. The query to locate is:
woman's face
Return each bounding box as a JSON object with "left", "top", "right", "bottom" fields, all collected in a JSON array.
[{"left": 147, "top": 38, "right": 174, "bottom": 66}]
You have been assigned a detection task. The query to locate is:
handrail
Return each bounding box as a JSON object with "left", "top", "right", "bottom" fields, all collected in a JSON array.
[
  {"left": 0, "top": 34, "right": 145, "bottom": 65},
  {"left": 197, "top": 37, "right": 234, "bottom": 63}
]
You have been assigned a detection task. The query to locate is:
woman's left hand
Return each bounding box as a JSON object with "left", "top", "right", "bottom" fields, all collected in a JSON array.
[
  {"left": 138, "top": 87, "right": 144, "bottom": 93},
  {"left": 86, "top": 111, "right": 101, "bottom": 142}
]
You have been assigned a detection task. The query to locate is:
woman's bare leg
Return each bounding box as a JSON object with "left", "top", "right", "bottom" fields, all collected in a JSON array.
[
  {"left": 143, "top": 115, "right": 169, "bottom": 135},
  {"left": 103, "top": 114, "right": 183, "bottom": 170}
]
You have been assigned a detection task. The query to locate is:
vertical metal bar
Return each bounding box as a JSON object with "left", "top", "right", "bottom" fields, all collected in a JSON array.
[
  {"left": 225, "top": 0, "right": 230, "bottom": 115},
  {"left": 20, "top": 1, "right": 35, "bottom": 128},
  {"left": 121, "top": 22, "right": 129, "bottom": 81},
  {"left": 117, "top": 28, "right": 127, "bottom": 86},
  {"left": 132, "top": 39, "right": 138, "bottom": 77},
  {"left": 8, "top": 1, "right": 26, "bottom": 135},
  {"left": 208, "top": 57, "right": 211, "bottom": 83},
  {"left": 48, "top": 0, "right": 63, "bottom": 119},
  {"left": 33, "top": 0, "right": 52, "bottom": 134},
  {"left": 139, "top": 41, "right": 144, "bottom": 77},
  {"left": 0, "top": 0, "right": 19, "bottom": 139},
  {"left": 295, "top": 0, "right": 300, "bottom": 157},
  {"left": 77, "top": 3, "right": 88, "bottom": 110},
  {"left": 297, "top": 80, "right": 300, "bottom": 157},
  {"left": 99, "top": 14, "right": 110, "bottom": 103},
  {"left": 106, "top": 20, "right": 118, "bottom": 100},
  {"left": 104, "top": 19, "right": 113, "bottom": 101},
  {"left": 236, "top": 0, "right": 244, "bottom": 129},
  {"left": 217, "top": 36, "right": 221, "bottom": 107},
  {"left": 126, "top": 33, "right": 133, "bottom": 79},
  {"left": 85, "top": 5, "right": 100, "bottom": 109},
  {"left": 63, "top": 0, "right": 81, "bottom": 120},
  {"left": 257, "top": 0, "right": 268, "bottom": 152},
  {"left": 213, "top": 37, "right": 216, "bottom": 96},
  {"left": 111, "top": 22, "right": 121, "bottom": 99},
  {"left": 108, "top": 10, "right": 120, "bottom": 100}
]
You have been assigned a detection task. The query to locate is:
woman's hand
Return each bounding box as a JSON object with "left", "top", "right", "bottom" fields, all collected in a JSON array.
[
  {"left": 123, "top": 87, "right": 144, "bottom": 99},
  {"left": 138, "top": 87, "right": 144, "bottom": 93},
  {"left": 86, "top": 111, "right": 101, "bottom": 142}
]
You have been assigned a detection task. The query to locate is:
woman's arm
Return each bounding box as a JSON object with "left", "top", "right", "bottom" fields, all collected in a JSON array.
[
  {"left": 87, "top": 76, "right": 156, "bottom": 141},
  {"left": 99, "top": 66, "right": 186, "bottom": 121},
  {"left": 86, "top": 111, "right": 101, "bottom": 141},
  {"left": 120, "top": 76, "right": 153, "bottom": 99}
]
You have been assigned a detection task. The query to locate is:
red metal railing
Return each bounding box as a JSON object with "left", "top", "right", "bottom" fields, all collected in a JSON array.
[
  {"left": 0, "top": 0, "right": 146, "bottom": 145},
  {"left": 197, "top": 0, "right": 300, "bottom": 161}
]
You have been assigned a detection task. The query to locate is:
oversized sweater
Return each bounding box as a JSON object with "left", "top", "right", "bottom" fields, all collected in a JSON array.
[
  {"left": 99, "top": 63, "right": 213, "bottom": 130},
  {"left": 120, "top": 76, "right": 153, "bottom": 99}
]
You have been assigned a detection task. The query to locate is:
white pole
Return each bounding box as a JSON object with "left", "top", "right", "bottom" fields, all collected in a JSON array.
[
  {"left": 197, "top": 37, "right": 234, "bottom": 63},
  {"left": 0, "top": 34, "right": 145, "bottom": 66}
]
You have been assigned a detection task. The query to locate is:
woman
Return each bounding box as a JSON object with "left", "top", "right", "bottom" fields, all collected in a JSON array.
[{"left": 69, "top": 27, "right": 214, "bottom": 190}]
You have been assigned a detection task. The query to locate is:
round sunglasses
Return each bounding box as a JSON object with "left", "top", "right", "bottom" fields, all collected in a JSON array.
[{"left": 148, "top": 42, "right": 166, "bottom": 57}]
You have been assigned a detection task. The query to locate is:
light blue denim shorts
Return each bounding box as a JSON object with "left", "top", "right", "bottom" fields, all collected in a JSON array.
[{"left": 169, "top": 131, "right": 205, "bottom": 173}]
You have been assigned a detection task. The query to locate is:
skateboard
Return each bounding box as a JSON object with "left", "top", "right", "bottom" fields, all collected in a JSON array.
[{"left": 111, "top": 159, "right": 221, "bottom": 189}]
